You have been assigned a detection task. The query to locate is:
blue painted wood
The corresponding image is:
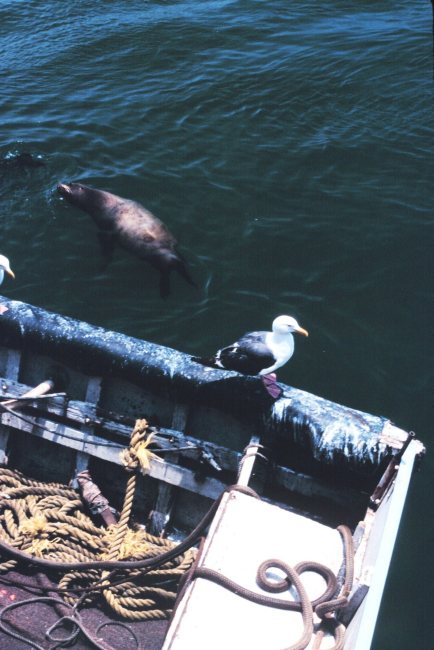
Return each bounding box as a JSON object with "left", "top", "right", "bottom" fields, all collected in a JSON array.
[
  {"left": 0, "top": 296, "right": 391, "bottom": 482},
  {"left": 345, "top": 443, "right": 420, "bottom": 650}
]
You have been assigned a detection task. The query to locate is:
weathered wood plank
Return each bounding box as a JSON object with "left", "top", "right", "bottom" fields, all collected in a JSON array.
[
  {"left": 148, "top": 459, "right": 225, "bottom": 500},
  {"left": 2, "top": 411, "right": 122, "bottom": 461},
  {"left": 0, "top": 375, "right": 367, "bottom": 510},
  {"left": 75, "top": 451, "right": 91, "bottom": 475},
  {"left": 0, "top": 376, "right": 241, "bottom": 471},
  {"left": 273, "top": 465, "right": 368, "bottom": 511},
  {"left": 237, "top": 435, "right": 259, "bottom": 487},
  {"left": 0, "top": 351, "right": 22, "bottom": 465},
  {"left": 171, "top": 403, "right": 189, "bottom": 433},
  {"left": 147, "top": 482, "right": 174, "bottom": 537},
  {"left": 0, "top": 428, "right": 10, "bottom": 465},
  {"left": 147, "top": 405, "right": 187, "bottom": 536},
  {"left": 163, "top": 491, "right": 345, "bottom": 650},
  {"left": 1, "top": 411, "right": 227, "bottom": 500},
  {"left": 5, "top": 350, "right": 21, "bottom": 382},
  {"left": 70, "top": 376, "right": 103, "bottom": 486},
  {"left": 85, "top": 376, "right": 102, "bottom": 405}
]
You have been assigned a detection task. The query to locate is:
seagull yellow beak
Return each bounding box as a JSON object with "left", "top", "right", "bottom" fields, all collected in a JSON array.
[
  {"left": 296, "top": 327, "right": 308, "bottom": 337},
  {"left": 6, "top": 268, "right": 15, "bottom": 279}
]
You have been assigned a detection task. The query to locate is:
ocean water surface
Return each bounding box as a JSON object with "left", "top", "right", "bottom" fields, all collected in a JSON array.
[{"left": 0, "top": 1, "right": 433, "bottom": 647}]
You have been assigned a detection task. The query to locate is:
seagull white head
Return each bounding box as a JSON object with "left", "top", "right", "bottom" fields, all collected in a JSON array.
[
  {"left": 0, "top": 255, "right": 14, "bottom": 286},
  {"left": 272, "top": 315, "right": 308, "bottom": 337}
]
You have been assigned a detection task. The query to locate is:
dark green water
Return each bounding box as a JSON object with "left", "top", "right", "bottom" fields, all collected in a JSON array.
[{"left": 1, "top": 1, "right": 433, "bottom": 647}]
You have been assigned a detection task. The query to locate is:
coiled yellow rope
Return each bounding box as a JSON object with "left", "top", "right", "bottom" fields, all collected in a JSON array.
[{"left": 0, "top": 419, "right": 196, "bottom": 620}]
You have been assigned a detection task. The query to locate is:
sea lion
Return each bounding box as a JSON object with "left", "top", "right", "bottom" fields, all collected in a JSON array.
[
  {"left": 0, "top": 153, "right": 45, "bottom": 176},
  {"left": 57, "top": 182, "right": 196, "bottom": 299}
]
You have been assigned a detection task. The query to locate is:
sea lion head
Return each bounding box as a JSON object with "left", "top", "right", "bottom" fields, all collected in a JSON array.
[
  {"left": 58, "top": 182, "right": 87, "bottom": 204},
  {"left": 57, "top": 182, "right": 106, "bottom": 215}
]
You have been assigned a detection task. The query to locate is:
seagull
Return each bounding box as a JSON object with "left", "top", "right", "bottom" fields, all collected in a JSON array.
[
  {"left": 192, "top": 315, "right": 308, "bottom": 399},
  {"left": 0, "top": 255, "right": 14, "bottom": 285}
]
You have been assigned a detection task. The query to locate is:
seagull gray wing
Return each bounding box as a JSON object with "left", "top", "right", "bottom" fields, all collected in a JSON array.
[{"left": 218, "top": 331, "right": 275, "bottom": 375}]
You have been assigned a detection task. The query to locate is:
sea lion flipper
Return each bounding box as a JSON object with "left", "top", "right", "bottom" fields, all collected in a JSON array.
[
  {"left": 97, "top": 230, "right": 116, "bottom": 263},
  {"left": 175, "top": 259, "right": 197, "bottom": 288}
]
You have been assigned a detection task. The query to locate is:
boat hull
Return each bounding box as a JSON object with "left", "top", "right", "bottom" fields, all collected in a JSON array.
[{"left": 0, "top": 297, "right": 407, "bottom": 487}]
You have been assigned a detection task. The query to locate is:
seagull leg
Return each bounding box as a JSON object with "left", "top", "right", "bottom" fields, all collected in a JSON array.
[{"left": 261, "top": 373, "right": 282, "bottom": 399}]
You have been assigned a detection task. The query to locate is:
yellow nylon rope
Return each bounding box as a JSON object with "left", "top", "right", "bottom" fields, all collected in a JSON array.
[{"left": 0, "top": 420, "right": 196, "bottom": 620}]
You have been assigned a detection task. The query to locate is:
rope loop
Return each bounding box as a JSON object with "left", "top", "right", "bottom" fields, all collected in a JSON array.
[{"left": 120, "top": 418, "right": 158, "bottom": 475}]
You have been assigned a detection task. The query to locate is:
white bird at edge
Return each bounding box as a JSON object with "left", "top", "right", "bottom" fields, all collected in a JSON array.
[
  {"left": 191, "top": 315, "right": 308, "bottom": 399},
  {"left": 0, "top": 255, "right": 14, "bottom": 285}
]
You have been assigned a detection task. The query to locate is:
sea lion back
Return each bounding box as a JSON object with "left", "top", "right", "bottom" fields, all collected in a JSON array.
[{"left": 113, "top": 199, "right": 176, "bottom": 255}]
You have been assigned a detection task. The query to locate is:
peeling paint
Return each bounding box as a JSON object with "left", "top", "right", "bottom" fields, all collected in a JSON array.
[{"left": 0, "top": 296, "right": 397, "bottom": 482}]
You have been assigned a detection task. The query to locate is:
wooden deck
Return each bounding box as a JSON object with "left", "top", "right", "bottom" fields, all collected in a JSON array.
[{"left": 163, "top": 489, "right": 345, "bottom": 650}]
